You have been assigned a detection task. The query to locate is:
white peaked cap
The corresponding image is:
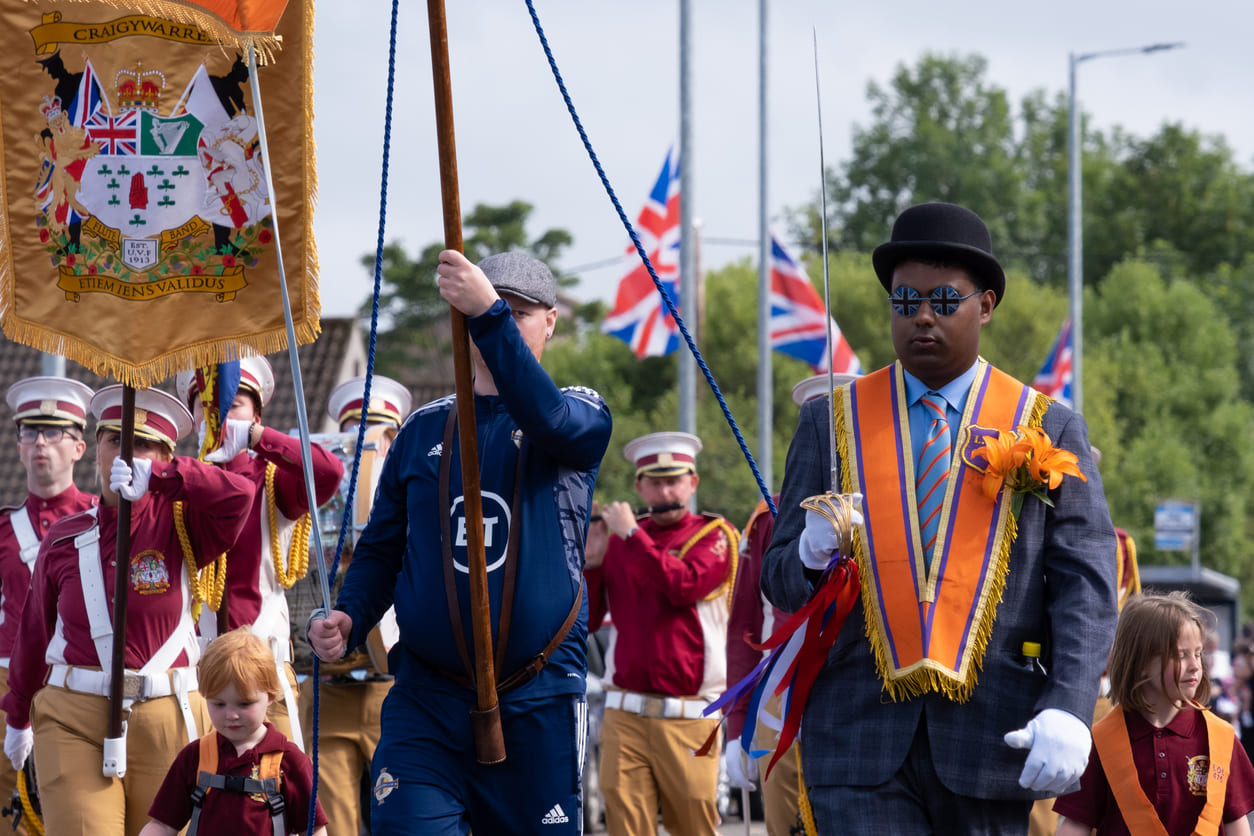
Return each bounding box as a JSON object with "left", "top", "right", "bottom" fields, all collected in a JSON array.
[
  {"left": 91, "top": 385, "right": 193, "bottom": 449},
  {"left": 328, "top": 375, "right": 412, "bottom": 429},
  {"left": 5, "top": 376, "right": 94, "bottom": 427},
  {"left": 623, "top": 431, "right": 703, "bottom": 478},
  {"left": 791, "top": 372, "right": 860, "bottom": 406},
  {"left": 176, "top": 355, "right": 276, "bottom": 409}
]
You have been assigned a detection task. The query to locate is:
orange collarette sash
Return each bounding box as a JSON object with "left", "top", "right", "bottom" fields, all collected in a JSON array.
[
  {"left": 835, "top": 359, "right": 1046, "bottom": 702},
  {"left": 1092, "top": 707, "right": 1234, "bottom": 836}
]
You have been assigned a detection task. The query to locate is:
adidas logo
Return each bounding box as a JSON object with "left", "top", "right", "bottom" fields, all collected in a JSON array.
[
  {"left": 541, "top": 803, "right": 570, "bottom": 824},
  {"left": 427, "top": 443, "right": 443, "bottom": 457}
]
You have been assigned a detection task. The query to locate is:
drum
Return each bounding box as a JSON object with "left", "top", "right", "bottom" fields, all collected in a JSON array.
[{"left": 309, "top": 423, "right": 389, "bottom": 553}]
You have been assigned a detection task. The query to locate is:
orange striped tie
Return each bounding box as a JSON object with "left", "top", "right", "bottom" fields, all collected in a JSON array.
[{"left": 917, "top": 394, "right": 951, "bottom": 567}]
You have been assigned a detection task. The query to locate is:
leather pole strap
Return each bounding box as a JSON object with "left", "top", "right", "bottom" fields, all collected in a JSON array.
[{"left": 437, "top": 405, "right": 582, "bottom": 695}]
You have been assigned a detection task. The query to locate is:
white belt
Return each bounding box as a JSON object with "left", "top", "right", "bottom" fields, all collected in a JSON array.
[
  {"left": 48, "top": 664, "right": 199, "bottom": 701},
  {"left": 605, "top": 690, "right": 710, "bottom": 720}
]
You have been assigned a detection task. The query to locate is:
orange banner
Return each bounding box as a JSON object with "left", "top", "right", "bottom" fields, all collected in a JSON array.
[{"left": 0, "top": 0, "right": 316, "bottom": 386}]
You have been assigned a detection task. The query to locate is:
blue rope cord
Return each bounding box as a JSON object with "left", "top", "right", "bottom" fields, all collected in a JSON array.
[
  {"left": 524, "top": 0, "right": 777, "bottom": 518},
  {"left": 307, "top": 0, "right": 397, "bottom": 829}
]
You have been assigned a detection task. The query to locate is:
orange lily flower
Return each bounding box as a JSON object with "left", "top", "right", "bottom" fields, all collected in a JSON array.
[{"left": 1020, "top": 427, "right": 1086, "bottom": 490}]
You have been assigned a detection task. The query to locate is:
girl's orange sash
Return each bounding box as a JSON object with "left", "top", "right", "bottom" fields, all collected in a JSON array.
[
  {"left": 1091, "top": 707, "right": 1234, "bottom": 836},
  {"left": 835, "top": 359, "right": 1045, "bottom": 702}
]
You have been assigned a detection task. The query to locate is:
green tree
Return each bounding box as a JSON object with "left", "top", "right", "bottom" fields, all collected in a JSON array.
[
  {"left": 1084, "top": 125, "right": 1254, "bottom": 283},
  {"left": 1082, "top": 260, "right": 1254, "bottom": 592},
  {"left": 824, "top": 54, "right": 1024, "bottom": 257}
]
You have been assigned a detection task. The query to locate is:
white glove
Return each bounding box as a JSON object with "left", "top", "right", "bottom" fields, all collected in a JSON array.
[
  {"left": 205, "top": 418, "right": 253, "bottom": 463},
  {"left": 725, "top": 738, "right": 758, "bottom": 791},
  {"left": 797, "top": 494, "right": 864, "bottom": 571},
  {"left": 196, "top": 420, "right": 207, "bottom": 453},
  {"left": 1004, "top": 708, "right": 1091, "bottom": 794},
  {"left": 110, "top": 456, "right": 153, "bottom": 502},
  {"left": 4, "top": 724, "right": 32, "bottom": 772}
]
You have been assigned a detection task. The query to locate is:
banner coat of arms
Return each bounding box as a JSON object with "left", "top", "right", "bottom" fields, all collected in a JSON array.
[{"left": 0, "top": 0, "right": 317, "bottom": 386}]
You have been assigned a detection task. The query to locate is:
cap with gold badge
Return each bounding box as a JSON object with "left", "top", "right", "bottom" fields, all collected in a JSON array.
[
  {"left": 91, "top": 385, "right": 193, "bottom": 450},
  {"left": 623, "top": 431, "right": 702, "bottom": 479},
  {"left": 328, "top": 375, "right": 412, "bottom": 430},
  {"left": 5, "top": 376, "right": 94, "bottom": 428}
]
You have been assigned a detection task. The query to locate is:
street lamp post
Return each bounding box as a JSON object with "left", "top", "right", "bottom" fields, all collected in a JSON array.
[{"left": 1067, "top": 42, "right": 1183, "bottom": 415}]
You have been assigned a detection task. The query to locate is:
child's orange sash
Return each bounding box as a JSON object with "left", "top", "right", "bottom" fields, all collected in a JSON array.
[
  {"left": 835, "top": 360, "right": 1045, "bottom": 701},
  {"left": 1092, "top": 707, "right": 1234, "bottom": 836}
]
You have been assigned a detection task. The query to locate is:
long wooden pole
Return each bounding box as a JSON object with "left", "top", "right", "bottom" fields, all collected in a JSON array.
[
  {"left": 427, "top": 0, "right": 504, "bottom": 765},
  {"left": 108, "top": 387, "right": 135, "bottom": 741}
]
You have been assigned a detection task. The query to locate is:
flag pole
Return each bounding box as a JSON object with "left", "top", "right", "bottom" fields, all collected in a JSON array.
[
  {"left": 756, "top": 0, "right": 772, "bottom": 494},
  {"left": 426, "top": 0, "right": 505, "bottom": 765},
  {"left": 677, "top": 0, "right": 697, "bottom": 445},
  {"left": 105, "top": 385, "right": 135, "bottom": 776},
  {"left": 243, "top": 46, "right": 333, "bottom": 621}
]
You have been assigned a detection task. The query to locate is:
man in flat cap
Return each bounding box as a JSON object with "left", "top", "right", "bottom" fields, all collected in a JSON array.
[
  {"left": 762, "top": 202, "right": 1117, "bottom": 834},
  {"left": 585, "top": 431, "right": 739, "bottom": 836},
  {"left": 310, "top": 250, "right": 611, "bottom": 835},
  {"left": 0, "top": 376, "right": 97, "bottom": 828}
]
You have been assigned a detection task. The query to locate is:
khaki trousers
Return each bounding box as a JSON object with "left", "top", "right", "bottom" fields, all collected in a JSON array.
[
  {"left": 265, "top": 661, "right": 301, "bottom": 744},
  {"left": 600, "top": 707, "right": 720, "bottom": 836},
  {"left": 299, "top": 677, "right": 391, "bottom": 836},
  {"left": 760, "top": 741, "right": 801, "bottom": 836},
  {"left": 0, "top": 673, "right": 28, "bottom": 835},
  {"left": 31, "top": 684, "right": 208, "bottom": 836}
]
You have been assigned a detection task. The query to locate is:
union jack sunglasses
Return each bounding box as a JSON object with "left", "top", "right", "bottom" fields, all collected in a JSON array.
[{"left": 890, "top": 286, "right": 979, "bottom": 317}]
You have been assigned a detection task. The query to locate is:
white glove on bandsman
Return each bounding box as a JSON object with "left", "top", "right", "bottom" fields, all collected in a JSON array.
[
  {"left": 798, "top": 493, "right": 864, "bottom": 571},
  {"left": 1004, "top": 708, "right": 1091, "bottom": 794},
  {"left": 110, "top": 456, "right": 152, "bottom": 502},
  {"left": 4, "top": 724, "right": 32, "bottom": 772},
  {"left": 205, "top": 418, "right": 253, "bottom": 463},
  {"left": 724, "top": 738, "right": 759, "bottom": 791}
]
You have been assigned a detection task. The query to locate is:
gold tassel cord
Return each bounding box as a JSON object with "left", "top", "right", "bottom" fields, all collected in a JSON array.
[
  {"left": 265, "top": 462, "right": 311, "bottom": 588},
  {"left": 797, "top": 749, "right": 818, "bottom": 836},
  {"left": 678, "top": 518, "right": 740, "bottom": 608},
  {"left": 174, "top": 500, "right": 226, "bottom": 620},
  {"left": 17, "top": 766, "right": 43, "bottom": 836}
]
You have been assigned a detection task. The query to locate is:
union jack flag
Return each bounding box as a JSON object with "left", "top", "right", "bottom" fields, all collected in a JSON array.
[
  {"left": 85, "top": 110, "right": 139, "bottom": 155},
  {"left": 602, "top": 148, "right": 682, "bottom": 358},
  {"left": 1033, "top": 318, "right": 1073, "bottom": 408},
  {"left": 769, "top": 234, "right": 861, "bottom": 374},
  {"left": 67, "top": 59, "right": 108, "bottom": 128}
]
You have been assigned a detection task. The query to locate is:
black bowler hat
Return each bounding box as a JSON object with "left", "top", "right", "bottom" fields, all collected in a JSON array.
[{"left": 871, "top": 202, "right": 1006, "bottom": 306}]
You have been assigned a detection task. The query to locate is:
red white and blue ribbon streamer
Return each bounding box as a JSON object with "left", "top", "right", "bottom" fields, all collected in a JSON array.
[{"left": 700, "top": 551, "right": 860, "bottom": 777}]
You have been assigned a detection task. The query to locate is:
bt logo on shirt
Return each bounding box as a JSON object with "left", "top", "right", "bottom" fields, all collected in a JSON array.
[{"left": 450, "top": 491, "right": 512, "bottom": 574}]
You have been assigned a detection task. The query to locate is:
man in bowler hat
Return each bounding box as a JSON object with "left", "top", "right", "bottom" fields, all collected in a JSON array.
[{"left": 762, "top": 202, "right": 1118, "bottom": 834}]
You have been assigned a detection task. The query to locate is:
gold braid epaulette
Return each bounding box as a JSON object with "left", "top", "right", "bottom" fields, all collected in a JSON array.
[
  {"left": 173, "top": 500, "right": 226, "bottom": 621},
  {"left": 678, "top": 516, "right": 740, "bottom": 608},
  {"left": 265, "top": 462, "right": 312, "bottom": 588}
]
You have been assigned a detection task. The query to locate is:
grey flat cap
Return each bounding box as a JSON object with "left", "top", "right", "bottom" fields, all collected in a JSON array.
[{"left": 478, "top": 251, "right": 558, "bottom": 308}]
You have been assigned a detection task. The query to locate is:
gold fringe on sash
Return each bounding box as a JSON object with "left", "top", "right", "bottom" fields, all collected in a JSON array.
[{"left": 833, "top": 374, "right": 1050, "bottom": 703}]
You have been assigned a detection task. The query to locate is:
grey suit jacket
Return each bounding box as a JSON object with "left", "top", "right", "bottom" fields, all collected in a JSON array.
[{"left": 761, "top": 377, "right": 1118, "bottom": 800}]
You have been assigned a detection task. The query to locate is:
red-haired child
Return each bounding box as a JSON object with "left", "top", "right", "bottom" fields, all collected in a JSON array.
[{"left": 138, "top": 628, "right": 328, "bottom": 836}]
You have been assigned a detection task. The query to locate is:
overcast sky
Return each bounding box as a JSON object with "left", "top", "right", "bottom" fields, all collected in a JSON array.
[{"left": 308, "top": 1, "right": 1254, "bottom": 318}]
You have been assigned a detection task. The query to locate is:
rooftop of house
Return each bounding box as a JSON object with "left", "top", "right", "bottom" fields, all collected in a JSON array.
[{"left": 0, "top": 317, "right": 373, "bottom": 505}]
